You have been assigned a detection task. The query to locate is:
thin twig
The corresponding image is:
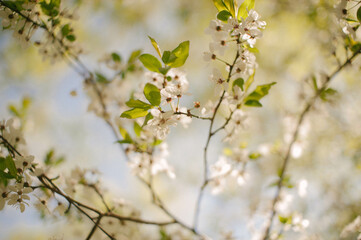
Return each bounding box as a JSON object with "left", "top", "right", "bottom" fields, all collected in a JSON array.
[{"left": 193, "top": 50, "right": 240, "bottom": 230}]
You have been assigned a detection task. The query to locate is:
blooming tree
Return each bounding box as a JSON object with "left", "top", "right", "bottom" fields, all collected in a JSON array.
[{"left": 0, "top": 0, "right": 361, "bottom": 239}]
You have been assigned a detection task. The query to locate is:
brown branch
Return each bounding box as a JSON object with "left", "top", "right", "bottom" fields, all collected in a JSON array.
[{"left": 261, "top": 49, "right": 361, "bottom": 240}]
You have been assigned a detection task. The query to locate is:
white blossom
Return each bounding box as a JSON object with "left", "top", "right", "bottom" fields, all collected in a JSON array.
[{"left": 146, "top": 109, "right": 178, "bottom": 140}]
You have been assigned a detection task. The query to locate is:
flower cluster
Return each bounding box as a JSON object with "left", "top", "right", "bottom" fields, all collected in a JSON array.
[
  {"left": 0, "top": 0, "right": 81, "bottom": 63},
  {"left": 209, "top": 147, "right": 250, "bottom": 194},
  {"left": 0, "top": 119, "right": 37, "bottom": 213}
]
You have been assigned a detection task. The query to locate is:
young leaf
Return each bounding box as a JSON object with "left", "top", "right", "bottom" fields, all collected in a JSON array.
[
  {"left": 244, "top": 99, "right": 262, "bottom": 107},
  {"left": 212, "top": 0, "right": 228, "bottom": 12},
  {"left": 143, "top": 112, "right": 154, "bottom": 127},
  {"left": 357, "top": 6, "right": 361, "bottom": 22},
  {"left": 39, "top": 0, "right": 61, "bottom": 17},
  {"left": 217, "top": 10, "right": 232, "bottom": 22},
  {"left": 5, "top": 156, "right": 17, "bottom": 178},
  {"left": 139, "top": 54, "right": 162, "bottom": 72},
  {"left": 144, "top": 83, "right": 161, "bottom": 106},
  {"left": 120, "top": 108, "right": 149, "bottom": 119},
  {"left": 133, "top": 122, "right": 142, "bottom": 137},
  {"left": 148, "top": 36, "right": 162, "bottom": 58},
  {"left": 66, "top": 35, "right": 76, "bottom": 42},
  {"left": 128, "top": 49, "right": 142, "bottom": 63},
  {"left": 168, "top": 41, "right": 190, "bottom": 68},
  {"left": 125, "top": 99, "right": 152, "bottom": 110},
  {"left": 162, "top": 51, "right": 177, "bottom": 64},
  {"left": 223, "top": 0, "right": 235, "bottom": 17},
  {"left": 237, "top": 0, "right": 255, "bottom": 20},
  {"left": 232, "top": 78, "right": 244, "bottom": 91},
  {"left": 245, "top": 82, "right": 276, "bottom": 102},
  {"left": 111, "top": 52, "right": 122, "bottom": 62},
  {"left": 320, "top": 88, "right": 337, "bottom": 101},
  {"left": 244, "top": 71, "right": 255, "bottom": 92},
  {"left": 118, "top": 126, "right": 133, "bottom": 144},
  {"left": 61, "top": 24, "right": 71, "bottom": 37},
  {"left": 95, "top": 72, "right": 108, "bottom": 83}
]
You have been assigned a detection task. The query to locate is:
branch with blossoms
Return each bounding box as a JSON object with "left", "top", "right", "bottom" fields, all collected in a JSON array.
[
  {"left": 261, "top": 0, "right": 361, "bottom": 238},
  {"left": 261, "top": 47, "right": 361, "bottom": 240},
  {"left": 0, "top": 131, "right": 192, "bottom": 239},
  {"left": 1, "top": 0, "right": 361, "bottom": 239}
]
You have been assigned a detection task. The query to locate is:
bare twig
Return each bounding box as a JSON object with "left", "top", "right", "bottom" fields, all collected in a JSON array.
[{"left": 193, "top": 50, "right": 240, "bottom": 230}]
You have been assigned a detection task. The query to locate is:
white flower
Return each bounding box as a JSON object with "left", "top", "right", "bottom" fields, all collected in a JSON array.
[
  {"left": 224, "top": 86, "right": 244, "bottom": 110},
  {"left": 211, "top": 68, "right": 228, "bottom": 96},
  {"left": 210, "top": 33, "right": 229, "bottom": 55},
  {"left": 224, "top": 110, "right": 247, "bottom": 142},
  {"left": 128, "top": 143, "right": 175, "bottom": 179},
  {"left": 334, "top": 0, "right": 348, "bottom": 20},
  {"left": 292, "top": 213, "right": 309, "bottom": 232},
  {"left": 203, "top": 48, "right": 217, "bottom": 62},
  {"left": 201, "top": 100, "right": 215, "bottom": 117},
  {"left": 224, "top": 17, "right": 242, "bottom": 36},
  {"left": 209, "top": 156, "right": 232, "bottom": 194},
  {"left": 205, "top": 20, "right": 228, "bottom": 39},
  {"left": 14, "top": 155, "right": 34, "bottom": 172},
  {"left": 146, "top": 109, "right": 178, "bottom": 140},
  {"left": 7, "top": 182, "right": 33, "bottom": 213},
  {"left": 53, "top": 201, "right": 67, "bottom": 216},
  {"left": 145, "top": 72, "right": 165, "bottom": 89},
  {"left": 0, "top": 184, "right": 9, "bottom": 211}
]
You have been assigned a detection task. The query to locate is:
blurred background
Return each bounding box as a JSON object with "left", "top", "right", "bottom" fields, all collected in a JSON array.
[{"left": 1, "top": 0, "right": 361, "bottom": 239}]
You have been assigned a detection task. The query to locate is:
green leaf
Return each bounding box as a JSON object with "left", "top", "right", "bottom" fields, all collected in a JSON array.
[
  {"left": 232, "top": 78, "right": 244, "bottom": 91},
  {"left": 357, "top": 6, "right": 361, "bottom": 22},
  {"left": 44, "top": 149, "right": 54, "bottom": 165},
  {"left": 95, "top": 72, "right": 108, "bottom": 83},
  {"left": 22, "top": 97, "right": 31, "bottom": 111},
  {"left": 279, "top": 216, "right": 292, "bottom": 225},
  {"left": 217, "top": 10, "right": 232, "bottom": 22},
  {"left": 66, "top": 34, "right": 76, "bottom": 42},
  {"left": 168, "top": 41, "right": 190, "bottom": 68},
  {"left": 143, "top": 112, "right": 153, "bottom": 127},
  {"left": 237, "top": 0, "right": 255, "bottom": 20},
  {"left": 244, "top": 82, "right": 276, "bottom": 104},
  {"left": 223, "top": 0, "right": 235, "bottom": 17},
  {"left": 144, "top": 83, "right": 161, "bottom": 106},
  {"left": 159, "top": 66, "right": 171, "bottom": 75},
  {"left": 134, "top": 122, "right": 142, "bottom": 137},
  {"left": 5, "top": 156, "right": 17, "bottom": 177},
  {"left": 249, "top": 152, "right": 261, "bottom": 160},
  {"left": 244, "top": 71, "right": 255, "bottom": 92},
  {"left": 61, "top": 24, "right": 71, "bottom": 37},
  {"left": 148, "top": 36, "right": 162, "bottom": 58},
  {"left": 153, "top": 139, "right": 163, "bottom": 146},
  {"left": 0, "top": 157, "right": 6, "bottom": 171},
  {"left": 320, "top": 88, "right": 337, "bottom": 101},
  {"left": 128, "top": 50, "right": 142, "bottom": 63},
  {"left": 139, "top": 54, "right": 162, "bottom": 72},
  {"left": 120, "top": 108, "right": 149, "bottom": 119},
  {"left": 244, "top": 99, "right": 262, "bottom": 107},
  {"left": 351, "top": 43, "right": 361, "bottom": 53},
  {"left": 39, "top": 0, "right": 61, "bottom": 17},
  {"left": 8, "top": 104, "right": 20, "bottom": 118},
  {"left": 125, "top": 99, "right": 152, "bottom": 110},
  {"left": 212, "top": 0, "right": 228, "bottom": 12},
  {"left": 118, "top": 126, "right": 133, "bottom": 144},
  {"left": 162, "top": 51, "right": 177, "bottom": 64},
  {"left": 111, "top": 52, "right": 122, "bottom": 62}
]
